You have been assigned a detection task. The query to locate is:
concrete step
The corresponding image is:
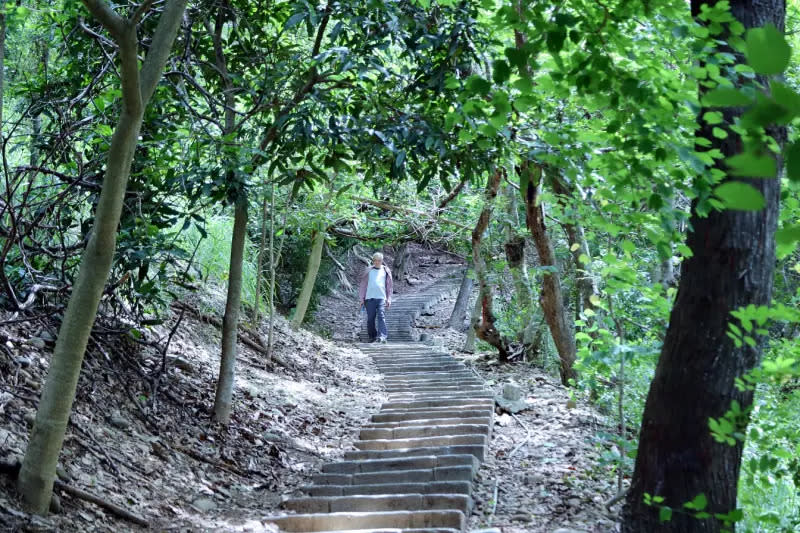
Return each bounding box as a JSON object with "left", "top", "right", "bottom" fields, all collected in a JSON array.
[
  {"left": 385, "top": 394, "right": 494, "bottom": 403},
  {"left": 383, "top": 372, "right": 475, "bottom": 382},
  {"left": 365, "top": 417, "right": 492, "bottom": 430},
  {"left": 354, "top": 434, "right": 487, "bottom": 451},
  {"left": 384, "top": 386, "right": 486, "bottom": 394},
  {"left": 313, "top": 465, "right": 475, "bottom": 485},
  {"left": 321, "top": 454, "right": 478, "bottom": 474},
  {"left": 344, "top": 445, "right": 486, "bottom": 462},
  {"left": 264, "top": 510, "right": 465, "bottom": 531},
  {"left": 381, "top": 398, "right": 494, "bottom": 410},
  {"left": 302, "top": 480, "right": 473, "bottom": 497},
  {"left": 382, "top": 378, "right": 483, "bottom": 388},
  {"left": 371, "top": 409, "right": 494, "bottom": 423},
  {"left": 283, "top": 493, "right": 472, "bottom": 514},
  {"left": 360, "top": 424, "right": 490, "bottom": 440}
]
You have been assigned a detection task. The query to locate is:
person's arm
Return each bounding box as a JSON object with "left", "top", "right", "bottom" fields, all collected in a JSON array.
[
  {"left": 358, "top": 268, "right": 368, "bottom": 306},
  {"left": 384, "top": 266, "right": 393, "bottom": 306}
]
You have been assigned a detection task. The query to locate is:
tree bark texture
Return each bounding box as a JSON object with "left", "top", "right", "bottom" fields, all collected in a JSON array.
[
  {"left": 448, "top": 267, "right": 473, "bottom": 330},
  {"left": 472, "top": 169, "right": 510, "bottom": 361},
  {"left": 550, "top": 174, "right": 597, "bottom": 317},
  {"left": 521, "top": 161, "right": 577, "bottom": 385},
  {"left": 291, "top": 227, "right": 325, "bottom": 328},
  {"left": 393, "top": 242, "right": 410, "bottom": 283},
  {"left": 17, "top": 0, "right": 187, "bottom": 513},
  {"left": 212, "top": 2, "right": 246, "bottom": 424},
  {"left": 623, "top": 1, "right": 786, "bottom": 531},
  {"left": 213, "top": 198, "right": 247, "bottom": 423}
]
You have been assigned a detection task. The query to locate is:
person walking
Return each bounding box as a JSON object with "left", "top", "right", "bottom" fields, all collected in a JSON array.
[{"left": 358, "top": 252, "right": 393, "bottom": 343}]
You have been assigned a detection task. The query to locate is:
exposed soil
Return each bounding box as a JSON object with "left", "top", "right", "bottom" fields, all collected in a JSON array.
[
  {"left": 1, "top": 286, "right": 385, "bottom": 532},
  {"left": 1, "top": 246, "right": 621, "bottom": 533}
]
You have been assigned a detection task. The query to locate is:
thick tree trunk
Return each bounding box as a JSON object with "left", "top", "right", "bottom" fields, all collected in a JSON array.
[
  {"left": 472, "top": 169, "right": 511, "bottom": 361},
  {"left": 393, "top": 242, "right": 410, "bottom": 283},
  {"left": 448, "top": 267, "right": 473, "bottom": 330},
  {"left": 622, "top": 2, "right": 785, "bottom": 531},
  {"left": 521, "top": 162, "right": 576, "bottom": 385},
  {"left": 213, "top": 198, "right": 247, "bottom": 423},
  {"left": 17, "top": 0, "right": 187, "bottom": 513},
  {"left": 291, "top": 227, "right": 325, "bottom": 328}
]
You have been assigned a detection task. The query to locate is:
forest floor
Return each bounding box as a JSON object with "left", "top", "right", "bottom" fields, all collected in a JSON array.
[{"left": 1, "top": 244, "right": 620, "bottom": 532}]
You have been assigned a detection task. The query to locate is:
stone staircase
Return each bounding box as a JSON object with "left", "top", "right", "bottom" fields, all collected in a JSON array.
[
  {"left": 266, "top": 293, "right": 493, "bottom": 532},
  {"left": 357, "top": 272, "right": 463, "bottom": 343}
]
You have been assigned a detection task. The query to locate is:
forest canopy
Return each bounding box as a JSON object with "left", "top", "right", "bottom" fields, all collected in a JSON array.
[{"left": 1, "top": 0, "right": 800, "bottom": 531}]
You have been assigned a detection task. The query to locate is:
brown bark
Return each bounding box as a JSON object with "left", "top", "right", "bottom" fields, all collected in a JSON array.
[
  {"left": 550, "top": 174, "right": 597, "bottom": 317},
  {"left": 520, "top": 161, "right": 577, "bottom": 385},
  {"left": 472, "top": 169, "right": 511, "bottom": 361},
  {"left": 622, "top": 1, "right": 786, "bottom": 531}
]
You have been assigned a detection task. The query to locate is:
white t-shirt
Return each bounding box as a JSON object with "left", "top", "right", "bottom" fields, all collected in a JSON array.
[{"left": 366, "top": 267, "right": 387, "bottom": 300}]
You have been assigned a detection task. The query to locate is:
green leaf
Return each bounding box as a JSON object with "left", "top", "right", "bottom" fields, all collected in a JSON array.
[
  {"left": 684, "top": 493, "right": 708, "bottom": 511},
  {"left": 776, "top": 225, "right": 800, "bottom": 246},
  {"left": 785, "top": 141, "right": 800, "bottom": 182},
  {"left": 466, "top": 75, "right": 492, "bottom": 96},
  {"left": 493, "top": 60, "right": 511, "bottom": 84},
  {"left": 714, "top": 182, "right": 766, "bottom": 211},
  {"left": 659, "top": 506, "right": 673, "bottom": 523},
  {"left": 701, "top": 88, "right": 751, "bottom": 107},
  {"left": 745, "top": 24, "right": 791, "bottom": 75},
  {"left": 725, "top": 153, "right": 776, "bottom": 177}
]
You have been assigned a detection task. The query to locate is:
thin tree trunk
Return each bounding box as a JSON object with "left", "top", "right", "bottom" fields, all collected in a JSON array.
[
  {"left": 266, "top": 184, "right": 277, "bottom": 356},
  {"left": 448, "top": 267, "right": 473, "bottom": 330},
  {"left": 504, "top": 185, "right": 532, "bottom": 313},
  {"left": 520, "top": 161, "right": 577, "bottom": 385},
  {"left": 550, "top": 174, "right": 596, "bottom": 319},
  {"left": 472, "top": 169, "right": 510, "bottom": 361},
  {"left": 463, "top": 294, "right": 481, "bottom": 353},
  {"left": 252, "top": 190, "right": 269, "bottom": 325},
  {"left": 212, "top": 198, "right": 247, "bottom": 423},
  {"left": 17, "top": 0, "right": 187, "bottom": 513},
  {"left": 291, "top": 227, "right": 325, "bottom": 328},
  {"left": 623, "top": 2, "right": 785, "bottom": 531},
  {"left": 267, "top": 186, "right": 292, "bottom": 357},
  {"left": 212, "top": 3, "right": 245, "bottom": 424}
]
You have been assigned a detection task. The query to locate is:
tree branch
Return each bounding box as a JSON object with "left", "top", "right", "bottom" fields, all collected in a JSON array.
[{"left": 81, "top": 0, "right": 125, "bottom": 38}]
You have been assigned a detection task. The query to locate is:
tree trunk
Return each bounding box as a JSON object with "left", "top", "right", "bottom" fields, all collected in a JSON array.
[
  {"left": 622, "top": 2, "right": 785, "bottom": 531},
  {"left": 17, "top": 0, "right": 187, "bottom": 514},
  {"left": 213, "top": 198, "right": 247, "bottom": 423},
  {"left": 266, "top": 184, "right": 277, "bottom": 356},
  {"left": 211, "top": 3, "right": 247, "bottom": 425},
  {"left": 291, "top": 227, "right": 325, "bottom": 328},
  {"left": 550, "top": 174, "right": 597, "bottom": 317},
  {"left": 504, "top": 185, "right": 533, "bottom": 316},
  {"left": 463, "top": 294, "right": 481, "bottom": 353},
  {"left": 520, "top": 161, "right": 576, "bottom": 385},
  {"left": 472, "top": 169, "right": 510, "bottom": 361},
  {"left": 448, "top": 267, "right": 473, "bottom": 330},
  {"left": 393, "top": 242, "right": 410, "bottom": 283},
  {"left": 252, "top": 190, "right": 269, "bottom": 325}
]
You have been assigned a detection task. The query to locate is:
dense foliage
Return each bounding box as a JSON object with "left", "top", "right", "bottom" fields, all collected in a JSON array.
[{"left": 1, "top": 0, "right": 799, "bottom": 529}]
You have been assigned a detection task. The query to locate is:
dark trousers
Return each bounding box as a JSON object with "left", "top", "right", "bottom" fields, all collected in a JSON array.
[{"left": 365, "top": 298, "right": 387, "bottom": 341}]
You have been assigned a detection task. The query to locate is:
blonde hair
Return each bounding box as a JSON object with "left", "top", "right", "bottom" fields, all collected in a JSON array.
[{"left": 372, "top": 252, "right": 384, "bottom": 261}]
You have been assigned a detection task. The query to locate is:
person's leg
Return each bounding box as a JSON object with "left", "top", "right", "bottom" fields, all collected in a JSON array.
[
  {"left": 376, "top": 299, "right": 388, "bottom": 341},
  {"left": 365, "top": 299, "right": 378, "bottom": 342}
]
